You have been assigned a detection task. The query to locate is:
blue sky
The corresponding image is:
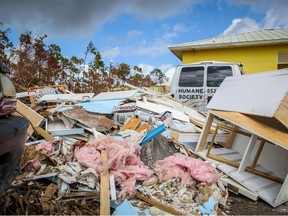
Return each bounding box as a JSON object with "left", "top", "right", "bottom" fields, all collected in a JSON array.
[{"left": 1, "top": 0, "right": 288, "bottom": 81}]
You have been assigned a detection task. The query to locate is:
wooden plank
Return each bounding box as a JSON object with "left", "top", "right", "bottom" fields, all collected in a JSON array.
[
  {"left": 34, "top": 127, "right": 55, "bottom": 141},
  {"left": 100, "top": 150, "right": 110, "bottom": 215},
  {"left": 210, "top": 110, "right": 288, "bottom": 150},
  {"left": 135, "top": 192, "right": 184, "bottom": 215},
  {"left": 121, "top": 117, "right": 141, "bottom": 131},
  {"left": 16, "top": 100, "right": 44, "bottom": 137},
  {"left": 274, "top": 92, "right": 288, "bottom": 129},
  {"left": 135, "top": 123, "right": 149, "bottom": 133},
  {"left": 195, "top": 112, "right": 214, "bottom": 152},
  {"left": 225, "top": 125, "right": 239, "bottom": 149}
]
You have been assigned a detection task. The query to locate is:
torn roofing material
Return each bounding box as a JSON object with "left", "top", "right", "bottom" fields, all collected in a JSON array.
[{"left": 62, "top": 107, "right": 117, "bottom": 132}]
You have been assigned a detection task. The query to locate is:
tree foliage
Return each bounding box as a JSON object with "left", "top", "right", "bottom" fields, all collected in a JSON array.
[
  {"left": 150, "top": 68, "right": 168, "bottom": 85},
  {"left": 0, "top": 22, "right": 155, "bottom": 94}
]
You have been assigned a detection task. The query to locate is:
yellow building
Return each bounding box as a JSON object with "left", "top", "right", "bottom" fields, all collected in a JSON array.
[{"left": 169, "top": 28, "right": 288, "bottom": 74}]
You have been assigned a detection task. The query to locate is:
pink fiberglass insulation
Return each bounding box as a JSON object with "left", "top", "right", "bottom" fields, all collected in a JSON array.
[
  {"left": 153, "top": 153, "right": 221, "bottom": 188},
  {"left": 74, "top": 136, "right": 153, "bottom": 200},
  {"left": 21, "top": 159, "right": 41, "bottom": 172},
  {"left": 74, "top": 145, "right": 102, "bottom": 172},
  {"left": 35, "top": 141, "right": 54, "bottom": 156}
]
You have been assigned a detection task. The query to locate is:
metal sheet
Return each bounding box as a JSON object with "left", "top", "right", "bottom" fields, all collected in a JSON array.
[{"left": 80, "top": 99, "right": 123, "bottom": 114}]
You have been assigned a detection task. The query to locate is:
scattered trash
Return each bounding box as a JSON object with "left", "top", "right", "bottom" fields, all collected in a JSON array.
[{"left": 2, "top": 82, "right": 262, "bottom": 215}]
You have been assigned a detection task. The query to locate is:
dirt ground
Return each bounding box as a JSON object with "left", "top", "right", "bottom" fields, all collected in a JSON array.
[{"left": 221, "top": 192, "right": 288, "bottom": 215}]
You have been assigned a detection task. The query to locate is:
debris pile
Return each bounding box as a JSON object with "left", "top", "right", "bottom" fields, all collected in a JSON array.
[{"left": 0, "top": 84, "right": 231, "bottom": 215}]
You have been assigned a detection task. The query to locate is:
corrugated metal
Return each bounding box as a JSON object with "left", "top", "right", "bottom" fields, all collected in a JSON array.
[{"left": 169, "top": 28, "right": 288, "bottom": 49}]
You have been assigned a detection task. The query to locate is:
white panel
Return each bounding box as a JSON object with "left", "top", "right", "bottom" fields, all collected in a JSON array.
[
  {"left": 38, "top": 93, "right": 95, "bottom": 102},
  {"left": 136, "top": 100, "right": 190, "bottom": 122},
  {"left": 275, "top": 175, "right": 288, "bottom": 206},
  {"left": 207, "top": 69, "right": 288, "bottom": 117},
  {"left": 93, "top": 90, "right": 137, "bottom": 100}
]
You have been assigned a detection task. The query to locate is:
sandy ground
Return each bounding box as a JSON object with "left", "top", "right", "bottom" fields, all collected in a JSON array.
[{"left": 221, "top": 193, "right": 288, "bottom": 215}]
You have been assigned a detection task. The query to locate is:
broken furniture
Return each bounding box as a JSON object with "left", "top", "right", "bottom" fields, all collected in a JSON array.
[{"left": 196, "top": 69, "right": 288, "bottom": 207}]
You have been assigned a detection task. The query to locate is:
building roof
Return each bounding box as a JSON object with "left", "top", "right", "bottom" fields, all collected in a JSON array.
[{"left": 169, "top": 28, "right": 288, "bottom": 60}]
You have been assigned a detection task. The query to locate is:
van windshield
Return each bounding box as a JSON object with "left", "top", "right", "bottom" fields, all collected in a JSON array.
[
  {"left": 179, "top": 66, "right": 204, "bottom": 87},
  {"left": 207, "top": 66, "right": 233, "bottom": 87}
]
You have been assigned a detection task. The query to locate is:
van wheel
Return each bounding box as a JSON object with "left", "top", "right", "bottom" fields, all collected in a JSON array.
[{"left": 0, "top": 153, "right": 20, "bottom": 194}]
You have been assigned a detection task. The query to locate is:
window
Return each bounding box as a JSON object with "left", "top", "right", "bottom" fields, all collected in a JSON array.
[
  {"left": 207, "top": 66, "right": 233, "bottom": 87},
  {"left": 179, "top": 66, "right": 204, "bottom": 87},
  {"left": 278, "top": 52, "right": 288, "bottom": 69}
]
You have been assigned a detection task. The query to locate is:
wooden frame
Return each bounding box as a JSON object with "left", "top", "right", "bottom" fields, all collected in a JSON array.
[
  {"left": 205, "top": 125, "right": 283, "bottom": 183},
  {"left": 195, "top": 110, "right": 288, "bottom": 207}
]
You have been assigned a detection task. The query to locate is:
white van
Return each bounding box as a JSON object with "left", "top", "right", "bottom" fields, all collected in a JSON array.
[{"left": 170, "top": 61, "right": 244, "bottom": 111}]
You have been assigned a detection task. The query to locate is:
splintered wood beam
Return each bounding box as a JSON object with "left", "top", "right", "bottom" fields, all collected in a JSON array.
[
  {"left": 195, "top": 112, "right": 214, "bottom": 152},
  {"left": 34, "top": 126, "right": 55, "bottom": 141},
  {"left": 135, "top": 192, "right": 184, "bottom": 215},
  {"left": 100, "top": 150, "right": 110, "bottom": 215}
]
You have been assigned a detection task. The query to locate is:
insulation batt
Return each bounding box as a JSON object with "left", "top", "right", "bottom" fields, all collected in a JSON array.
[
  {"left": 153, "top": 153, "right": 221, "bottom": 188},
  {"left": 74, "top": 136, "right": 153, "bottom": 201},
  {"left": 35, "top": 141, "right": 54, "bottom": 156},
  {"left": 35, "top": 140, "right": 61, "bottom": 156},
  {"left": 21, "top": 159, "right": 41, "bottom": 172}
]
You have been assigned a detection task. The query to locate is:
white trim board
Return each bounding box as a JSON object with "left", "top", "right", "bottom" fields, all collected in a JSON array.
[
  {"left": 37, "top": 93, "right": 95, "bottom": 102},
  {"left": 136, "top": 100, "right": 190, "bottom": 122}
]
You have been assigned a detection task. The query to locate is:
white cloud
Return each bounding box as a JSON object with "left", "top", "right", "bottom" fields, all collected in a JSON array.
[
  {"left": 138, "top": 63, "right": 154, "bottom": 76},
  {"left": 137, "top": 63, "right": 175, "bottom": 84},
  {"left": 123, "top": 23, "right": 187, "bottom": 57},
  {"left": 173, "top": 23, "right": 188, "bottom": 33},
  {"left": 127, "top": 30, "right": 143, "bottom": 39},
  {"left": 101, "top": 47, "right": 120, "bottom": 59},
  {"left": 223, "top": 17, "right": 260, "bottom": 35},
  {"left": 222, "top": 0, "right": 288, "bottom": 35},
  {"left": 164, "top": 66, "right": 176, "bottom": 84}
]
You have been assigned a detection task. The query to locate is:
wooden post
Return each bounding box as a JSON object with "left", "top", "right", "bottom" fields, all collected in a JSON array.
[
  {"left": 195, "top": 111, "right": 214, "bottom": 152},
  {"left": 225, "top": 125, "right": 239, "bottom": 149},
  {"left": 100, "top": 150, "right": 110, "bottom": 215}
]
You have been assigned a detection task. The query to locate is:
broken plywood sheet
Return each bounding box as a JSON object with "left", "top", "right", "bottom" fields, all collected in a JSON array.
[
  {"left": 37, "top": 93, "right": 94, "bottom": 103},
  {"left": 62, "top": 107, "right": 117, "bottom": 132},
  {"left": 210, "top": 110, "right": 288, "bottom": 150},
  {"left": 136, "top": 100, "right": 190, "bottom": 123},
  {"left": 92, "top": 90, "right": 137, "bottom": 100},
  {"left": 207, "top": 69, "right": 288, "bottom": 129},
  {"left": 16, "top": 100, "right": 44, "bottom": 137}
]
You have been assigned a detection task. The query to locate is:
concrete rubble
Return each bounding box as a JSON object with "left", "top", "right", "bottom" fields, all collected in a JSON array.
[{"left": 1, "top": 83, "right": 255, "bottom": 215}]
